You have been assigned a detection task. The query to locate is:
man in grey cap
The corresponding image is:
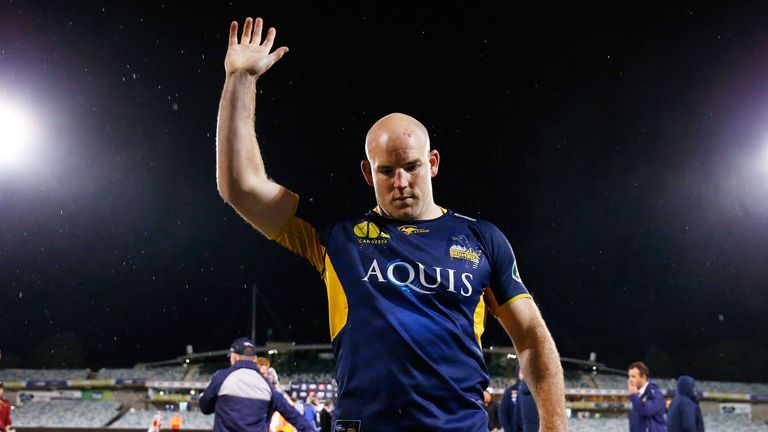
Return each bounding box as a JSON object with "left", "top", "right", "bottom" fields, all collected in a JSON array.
[{"left": 199, "top": 337, "right": 314, "bottom": 432}]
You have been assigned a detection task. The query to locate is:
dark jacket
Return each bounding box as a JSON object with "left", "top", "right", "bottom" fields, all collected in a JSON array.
[
  {"left": 199, "top": 360, "right": 314, "bottom": 432},
  {"left": 319, "top": 407, "right": 332, "bottom": 432},
  {"left": 485, "top": 398, "right": 501, "bottom": 430},
  {"left": 629, "top": 380, "right": 668, "bottom": 432},
  {"left": 499, "top": 383, "right": 520, "bottom": 432},
  {"left": 667, "top": 376, "right": 704, "bottom": 432},
  {"left": 518, "top": 379, "right": 539, "bottom": 432}
]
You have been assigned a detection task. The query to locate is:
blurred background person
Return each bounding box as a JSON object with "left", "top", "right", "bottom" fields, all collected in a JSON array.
[
  {"left": 0, "top": 382, "right": 12, "bottom": 432},
  {"left": 517, "top": 369, "right": 540, "bottom": 432},
  {"left": 499, "top": 369, "right": 522, "bottom": 432},
  {"left": 628, "top": 361, "right": 667, "bottom": 432},
  {"left": 303, "top": 397, "right": 319, "bottom": 431},
  {"left": 319, "top": 399, "right": 333, "bottom": 432},
  {"left": 668, "top": 375, "right": 704, "bottom": 432},
  {"left": 483, "top": 389, "right": 501, "bottom": 431},
  {"left": 201, "top": 337, "right": 313, "bottom": 432}
]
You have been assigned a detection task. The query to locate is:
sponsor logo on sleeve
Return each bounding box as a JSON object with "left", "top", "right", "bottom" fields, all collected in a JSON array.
[{"left": 512, "top": 260, "right": 522, "bottom": 283}]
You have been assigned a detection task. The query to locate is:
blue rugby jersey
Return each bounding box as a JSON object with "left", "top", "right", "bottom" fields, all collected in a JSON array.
[{"left": 270, "top": 197, "right": 531, "bottom": 431}]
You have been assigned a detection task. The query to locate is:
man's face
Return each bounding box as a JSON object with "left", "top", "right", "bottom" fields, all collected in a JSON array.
[
  {"left": 362, "top": 130, "right": 439, "bottom": 221},
  {"left": 628, "top": 367, "right": 647, "bottom": 390}
]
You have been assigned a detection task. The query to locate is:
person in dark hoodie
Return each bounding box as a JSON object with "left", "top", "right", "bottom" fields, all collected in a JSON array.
[
  {"left": 517, "top": 368, "right": 540, "bottom": 432},
  {"left": 667, "top": 375, "right": 705, "bottom": 432},
  {"left": 628, "top": 361, "right": 667, "bottom": 432},
  {"left": 499, "top": 370, "right": 521, "bottom": 432}
]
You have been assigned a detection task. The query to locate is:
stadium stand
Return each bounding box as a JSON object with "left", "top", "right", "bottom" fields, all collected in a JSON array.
[
  {"left": 3, "top": 359, "right": 767, "bottom": 431},
  {"left": 95, "top": 367, "right": 186, "bottom": 381},
  {"left": 0, "top": 368, "right": 91, "bottom": 381},
  {"left": 12, "top": 400, "right": 121, "bottom": 427},
  {"left": 109, "top": 409, "right": 213, "bottom": 429}
]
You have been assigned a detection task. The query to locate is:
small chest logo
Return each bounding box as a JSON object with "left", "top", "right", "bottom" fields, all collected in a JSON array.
[
  {"left": 397, "top": 225, "right": 430, "bottom": 235},
  {"left": 353, "top": 221, "right": 389, "bottom": 244}
]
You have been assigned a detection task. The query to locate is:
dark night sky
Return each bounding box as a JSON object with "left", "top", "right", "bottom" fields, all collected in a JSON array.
[{"left": 1, "top": 2, "right": 767, "bottom": 382}]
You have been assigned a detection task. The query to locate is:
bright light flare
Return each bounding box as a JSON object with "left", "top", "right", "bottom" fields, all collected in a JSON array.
[
  {"left": 761, "top": 144, "right": 768, "bottom": 176},
  {"left": 0, "top": 102, "right": 36, "bottom": 171}
]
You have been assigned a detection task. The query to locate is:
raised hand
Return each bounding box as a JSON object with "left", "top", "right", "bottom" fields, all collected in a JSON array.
[{"left": 225, "top": 17, "right": 288, "bottom": 78}]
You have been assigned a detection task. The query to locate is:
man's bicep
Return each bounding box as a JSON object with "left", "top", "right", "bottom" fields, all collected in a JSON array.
[{"left": 225, "top": 180, "right": 299, "bottom": 238}]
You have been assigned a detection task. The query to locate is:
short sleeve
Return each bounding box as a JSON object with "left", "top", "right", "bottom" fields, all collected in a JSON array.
[
  {"left": 268, "top": 196, "right": 330, "bottom": 273},
  {"left": 479, "top": 222, "right": 532, "bottom": 315}
]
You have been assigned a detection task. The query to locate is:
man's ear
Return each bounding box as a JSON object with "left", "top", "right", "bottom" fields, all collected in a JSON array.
[
  {"left": 361, "top": 159, "right": 374, "bottom": 186},
  {"left": 429, "top": 149, "right": 440, "bottom": 177}
]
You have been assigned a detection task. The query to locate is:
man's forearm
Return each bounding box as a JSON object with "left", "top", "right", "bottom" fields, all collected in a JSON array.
[
  {"left": 216, "top": 72, "right": 267, "bottom": 199},
  {"left": 518, "top": 324, "right": 567, "bottom": 431}
]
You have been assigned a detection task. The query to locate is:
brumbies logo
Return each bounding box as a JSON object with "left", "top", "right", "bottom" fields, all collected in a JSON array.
[
  {"left": 397, "top": 225, "right": 430, "bottom": 235},
  {"left": 353, "top": 221, "right": 390, "bottom": 244},
  {"left": 449, "top": 235, "right": 481, "bottom": 269}
]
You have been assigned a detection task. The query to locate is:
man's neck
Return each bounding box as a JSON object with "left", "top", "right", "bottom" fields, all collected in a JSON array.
[{"left": 375, "top": 203, "right": 443, "bottom": 220}]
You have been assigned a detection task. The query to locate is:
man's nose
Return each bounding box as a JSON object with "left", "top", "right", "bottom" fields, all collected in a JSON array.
[{"left": 393, "top": 168, "right": 409, "bottom": 189}]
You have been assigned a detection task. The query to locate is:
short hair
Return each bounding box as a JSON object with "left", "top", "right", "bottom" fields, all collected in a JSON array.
[
  {"left": 628, "top": 361, "right": 650, "bottom": 377},
  {"left": 256, "top": 356, "right": 271, "bottom": 368}
]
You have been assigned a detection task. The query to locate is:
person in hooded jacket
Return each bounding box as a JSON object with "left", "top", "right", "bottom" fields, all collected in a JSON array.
[
  {"left": 628, "top": 361, "right": 667, "bottom": 432},
  {"left": 517, "top": 369, "right": 539, "bottom": 432},
  {"left": 499, "top": 370, "right": 521, "bottom": 432},
  {"left": 667, "top": 375, "right": 704, "bottom": 432}
]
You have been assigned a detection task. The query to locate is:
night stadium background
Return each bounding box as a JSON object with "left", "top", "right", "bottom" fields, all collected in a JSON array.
[{"left": 1, "top": 1, "right": 767, "bottom": 430}]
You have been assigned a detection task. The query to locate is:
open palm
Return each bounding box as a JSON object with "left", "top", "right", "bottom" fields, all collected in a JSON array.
[{"left": 225, "top": 17, "right": 288, "bottom": 77}]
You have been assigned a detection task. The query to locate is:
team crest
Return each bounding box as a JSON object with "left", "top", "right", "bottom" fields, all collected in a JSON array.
[{"left": 448, "top": 235, "right": 482, "bottom": 269}]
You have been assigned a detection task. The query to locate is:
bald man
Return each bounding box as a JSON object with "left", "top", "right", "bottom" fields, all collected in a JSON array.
[{"left": 216, "top": 17, "right": 567, "bottom": 432}]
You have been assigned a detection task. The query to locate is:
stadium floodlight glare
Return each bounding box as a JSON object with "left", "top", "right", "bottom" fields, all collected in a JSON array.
[
  {"left": 0, "top": 101, "right": 36, "bottom": 171},
  {"left": 761, "top": 144, "right": 768, "bottom": 175}
]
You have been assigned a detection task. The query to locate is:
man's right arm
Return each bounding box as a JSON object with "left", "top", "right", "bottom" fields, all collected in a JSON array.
[
  {"left": 199, "top": 371, "right": 225, "bottom": 414},
  {"left": 217, "top": 17, "right": 297, "bottom": 237}
]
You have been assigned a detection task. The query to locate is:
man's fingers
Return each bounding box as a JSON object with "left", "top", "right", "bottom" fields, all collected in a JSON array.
[
  {"left": 262, "top": 27, "right": 276, "bottom": 51},
  {"left": 271, "top": 46, "right": 289, "bottom": 61},
  {"left": 252, "top": 17, "right": 264, "bottom": 46},
  {"left": 228, "top": 21, "right": 238, "bottom": 46},
  {"left": 241, "top": 17, "right": 253, "bottom": 44}
]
